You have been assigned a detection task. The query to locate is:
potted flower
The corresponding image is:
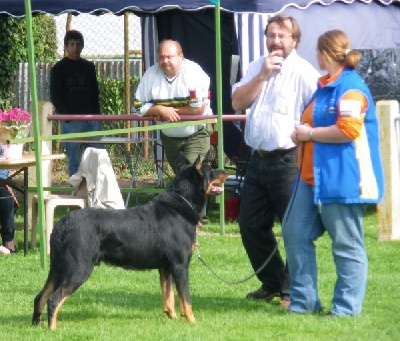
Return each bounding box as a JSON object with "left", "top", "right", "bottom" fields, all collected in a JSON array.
[
  {"left": 0, "top": 108, "right": 32, "bottom": 159},
  {"left": 0, "top": 107, "right": 32, "bottom": 142}
]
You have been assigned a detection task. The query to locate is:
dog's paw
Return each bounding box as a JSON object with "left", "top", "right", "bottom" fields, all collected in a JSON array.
[
  {"left": 164, "top": 310, "right": 178, "bottom": 320},
  {"left": 32, "top": 316, "right": 42, "bottom": 326},
  {"left": 182, "top": 313, "right": 196, "bottom": 323}
]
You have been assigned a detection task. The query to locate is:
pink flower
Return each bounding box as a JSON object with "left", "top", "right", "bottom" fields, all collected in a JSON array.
[
  {"left": 0, "top": 108, "right": 32, "bottom": 140},
  {"left": 0, "top": 108, "right": 31, "bottom": 128}
]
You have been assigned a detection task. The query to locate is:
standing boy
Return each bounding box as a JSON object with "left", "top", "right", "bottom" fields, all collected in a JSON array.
[{"left": 50, "top": 30, "right": 102, "bottom": 177}]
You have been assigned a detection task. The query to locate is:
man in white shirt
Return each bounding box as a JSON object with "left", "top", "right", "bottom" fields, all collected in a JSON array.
[
  {"left": 232, "top": 14, "right": 320, "bottom": 307},
  {"left": 134, "top": 39, "right": 213, "bottom": 174}
]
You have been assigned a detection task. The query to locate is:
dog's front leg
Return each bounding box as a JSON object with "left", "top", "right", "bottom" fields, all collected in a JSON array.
[
  {"left": 159, "top": 268, "right": 177, "bottom": 319},
  {"left": 178, "top": 291, "right": 195, "bottom": 323}
]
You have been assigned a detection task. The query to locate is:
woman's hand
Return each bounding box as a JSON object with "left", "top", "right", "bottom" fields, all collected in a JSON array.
[{"left": 294, "top": 123, "right": 313, "bottom": 142}]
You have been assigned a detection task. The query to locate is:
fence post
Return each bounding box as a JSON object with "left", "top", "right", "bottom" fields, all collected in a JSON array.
[
  {"left": 376, "top": 100, "right": 400, "bottom": 240},
  {"left": 28, "top": 101, "right": 54, "bottom": 244}
]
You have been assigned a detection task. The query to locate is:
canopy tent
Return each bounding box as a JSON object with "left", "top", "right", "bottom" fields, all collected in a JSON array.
[
  {"left": 3, "top": 0, "right": 397, "bottom": 17},
  {"left": 2, "top": 0, "right": 400, "bottom": 268}
]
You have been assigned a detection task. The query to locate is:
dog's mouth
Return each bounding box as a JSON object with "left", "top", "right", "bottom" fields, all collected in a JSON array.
[
  {"left": 205, "top": 170, "right": 228, "bottom": 196},
  {"left": 209, "top": 184, "right": 223, "bottom": 195}
]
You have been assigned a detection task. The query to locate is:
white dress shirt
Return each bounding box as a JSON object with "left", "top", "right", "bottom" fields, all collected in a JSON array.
[{"left": 232, "top": 50, "right": 320, "bottom": 151}]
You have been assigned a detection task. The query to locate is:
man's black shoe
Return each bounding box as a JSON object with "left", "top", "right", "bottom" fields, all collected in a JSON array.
[{"left": 246, "top": 287, "right": 279, "bottom": 301}]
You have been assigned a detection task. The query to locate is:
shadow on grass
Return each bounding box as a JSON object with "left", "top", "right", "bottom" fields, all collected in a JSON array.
[{"left": 14, "top": 286, "right": 279, "bottom": 328}]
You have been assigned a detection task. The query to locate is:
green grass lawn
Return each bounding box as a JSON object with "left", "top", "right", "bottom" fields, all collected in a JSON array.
[{"left": 1, "top": 206, "right": 399, "bottom": 340}]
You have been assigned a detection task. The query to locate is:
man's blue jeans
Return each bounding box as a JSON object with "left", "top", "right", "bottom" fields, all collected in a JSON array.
[
  {"left": 283, "top": 179, "right": 367, "bottom": 315},
  {"left": 61, "top": 120, "right": 102, "bottom": 177}
]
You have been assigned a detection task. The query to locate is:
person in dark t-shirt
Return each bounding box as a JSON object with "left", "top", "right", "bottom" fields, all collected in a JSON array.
[{"left": 50, "top": 30, "right": 102, "bottom": 177}]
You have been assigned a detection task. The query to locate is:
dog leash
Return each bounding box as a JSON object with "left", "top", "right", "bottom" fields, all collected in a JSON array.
[
  {"left": 171, "top": 178, "right": 280, "bottom": 284},
  {"left": 171, "top": 191, "right": 275, "bottom": 284},
  {"left": 195, "top": 231, "right": 279, "bottom": 285},
  {"left": 194, "top": 143, "right": 305, "bottom": 286},
  {"left": 172, "top": 189, "right": 283, "bottom": 285}
]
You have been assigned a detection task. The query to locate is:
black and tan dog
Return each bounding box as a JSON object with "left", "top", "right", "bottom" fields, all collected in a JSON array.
[{"left": 32, "top": 153, "right": 228, "bottom": 330}]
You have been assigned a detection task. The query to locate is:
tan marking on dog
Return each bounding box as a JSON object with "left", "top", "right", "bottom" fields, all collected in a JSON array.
[
  {"left": 38, "top": 280, "right": 55, "bottom": 317},
  {"left": 159, "top": 269, "right": 177, "bottom": 319},
  {"left": 205, "top": 171, "right": 229, "bottom": 195},
  {"left": 178, "top": 295, "right": 195, "bottom": 323},
  {"left": 49, "top": 296, "right": 68, "bottom": 330},
  {"left": 191, "top": 242, "right": 195, "bottom": 254},
  {"left": 195, "top": 159, "right": 203, "bottom": 173}
]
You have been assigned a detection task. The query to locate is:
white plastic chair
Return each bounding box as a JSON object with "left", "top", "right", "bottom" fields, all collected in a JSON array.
[
  {"left": 31, "top": 179, "right": 87, "bottom": 254},
  {"left": 31, "top": 147, "right": 124, "bottom": 254}
]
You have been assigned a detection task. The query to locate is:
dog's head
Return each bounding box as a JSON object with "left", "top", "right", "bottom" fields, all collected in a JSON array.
[{"left": 172, "top": 151, "right": 228, "bottom": 202}]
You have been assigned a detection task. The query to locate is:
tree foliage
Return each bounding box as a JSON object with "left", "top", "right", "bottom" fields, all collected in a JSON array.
[
  {"left": 0, "top": 15, "right": 57, "bottom": 110},
  {"left": 98, "top": 75, "right": 140, "bottom": 156}
]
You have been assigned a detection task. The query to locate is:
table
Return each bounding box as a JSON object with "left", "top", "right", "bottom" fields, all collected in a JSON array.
[
  {"left": 64, "top": 136, "right": 157, "bottom": 207},
  {"left": 0, "top": 153, "right": 66, "bottom": 255}
]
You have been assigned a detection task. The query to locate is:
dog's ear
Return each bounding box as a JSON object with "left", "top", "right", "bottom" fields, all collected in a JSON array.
[{"left": 175, "top": 152, "right": 190, "bottom": 172}]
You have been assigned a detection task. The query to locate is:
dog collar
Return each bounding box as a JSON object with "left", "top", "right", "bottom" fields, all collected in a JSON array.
[{"left": 173, "top": 192, "right": 200, "bottom": 221}]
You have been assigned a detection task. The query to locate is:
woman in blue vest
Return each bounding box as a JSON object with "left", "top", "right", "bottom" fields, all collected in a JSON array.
[{"left": 283, "top": 30, "right": 384, "bottom": 316}]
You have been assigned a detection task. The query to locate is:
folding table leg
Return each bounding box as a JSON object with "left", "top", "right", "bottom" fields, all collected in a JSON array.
[{"left": 23, "top": 167, "right": 28, "bottom": 255}]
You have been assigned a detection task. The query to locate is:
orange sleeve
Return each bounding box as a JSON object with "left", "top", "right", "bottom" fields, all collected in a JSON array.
[{"left": 337, "top": 91, "right": 367, "bottom": 139}]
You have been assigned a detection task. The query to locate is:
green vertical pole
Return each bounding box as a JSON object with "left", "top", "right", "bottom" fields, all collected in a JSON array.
[
  {"left": 24, "top": 0, "right": 47, "bottom": 269},
  {"left": 214, "top": 2, "right": 225, "bottom": 234}
]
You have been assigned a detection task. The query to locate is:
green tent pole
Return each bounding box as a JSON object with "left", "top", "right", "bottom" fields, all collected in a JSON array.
[
  {"left": 24, "top": 0, "right": 47, "bottom": 269},
  {"left": 214, "top": 1, "right": 225, "bottom": 234}
]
